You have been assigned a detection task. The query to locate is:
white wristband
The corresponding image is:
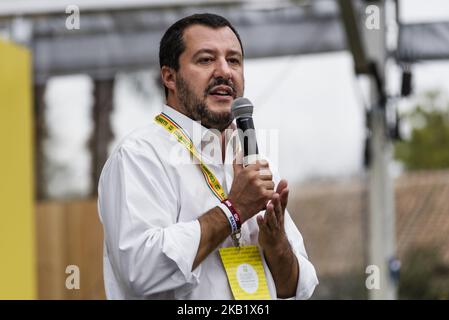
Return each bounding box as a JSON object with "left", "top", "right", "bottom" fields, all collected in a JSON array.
[{"left": 218, "top": 203, "right": 238, "bottom": 233}]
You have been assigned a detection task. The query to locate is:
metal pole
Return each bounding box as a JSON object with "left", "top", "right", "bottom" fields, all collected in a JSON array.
[
  {"left": 90, "top": 78, "right": 115, "bottom": 196},
  {"left": 362, "top": 0, "right": 397, "bottom": 300}
]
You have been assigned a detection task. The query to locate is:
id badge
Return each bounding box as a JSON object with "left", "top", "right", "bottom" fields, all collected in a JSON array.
[{"left": 219, "top": 245, "right": 271, "bottom": 300}]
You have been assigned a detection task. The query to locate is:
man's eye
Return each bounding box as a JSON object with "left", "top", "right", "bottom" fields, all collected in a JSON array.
[
  {"left": 198, "top": 57, "right": 213, "bottom": 64},
  {"left": 228, "top": 58, "right": 240, "bottom": 64}
]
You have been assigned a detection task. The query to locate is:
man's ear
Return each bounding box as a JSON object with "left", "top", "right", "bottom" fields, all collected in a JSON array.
[{"left": 161, "top": 66, "right": 176, "bottom": 93}]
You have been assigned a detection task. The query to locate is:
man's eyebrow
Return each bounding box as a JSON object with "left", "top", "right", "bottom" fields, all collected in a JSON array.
[
  {"left": 227, "top": 50, "right": 243, "bottom": 58},
  {"left": 192, "top": 49, "right": 216, "bottom": 59},
  {"left": 192, "top": 48, "right": 243, "bottom": 59}
]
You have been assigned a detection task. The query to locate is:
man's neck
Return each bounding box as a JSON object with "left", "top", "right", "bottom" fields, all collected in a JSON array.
[
  {"left": 165, "top": 98, "right": 188, "bottom": 118},
  {"left": 165, "top": 100, "right": 234, "bottom": 163}
]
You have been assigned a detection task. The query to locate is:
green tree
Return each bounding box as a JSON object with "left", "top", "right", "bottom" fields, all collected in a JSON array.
[
  {"left": 395, "top": 91, "right": 449, "bottom": 170},
  {"left": 399, "top": 245, "right": 449, "bottom": 299}
]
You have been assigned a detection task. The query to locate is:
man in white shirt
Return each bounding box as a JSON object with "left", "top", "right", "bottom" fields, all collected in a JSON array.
[{"left": 98, "top": 13, "right": 318, "bottom": 300}]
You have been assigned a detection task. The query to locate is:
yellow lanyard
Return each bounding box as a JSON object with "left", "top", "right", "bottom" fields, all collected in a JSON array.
[
  {"left": 154, "top": 112, "right": 227, "bottom": 202},
  {"left": 155, "top": 112, "right": 243, "bottom": 247}
]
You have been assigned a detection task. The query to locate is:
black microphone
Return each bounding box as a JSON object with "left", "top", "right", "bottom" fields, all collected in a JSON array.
[{"left": 231, "top": 97, "right": 259, "bottom": 166}]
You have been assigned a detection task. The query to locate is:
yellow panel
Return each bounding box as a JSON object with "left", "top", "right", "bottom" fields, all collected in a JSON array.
[{"left": 0, "top": 39, "right": 36, "bottom": 299}]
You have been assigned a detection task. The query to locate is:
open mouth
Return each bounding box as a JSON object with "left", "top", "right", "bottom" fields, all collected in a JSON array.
[{"left": 208, "top": 85, "right": 234, "bottom": 98}]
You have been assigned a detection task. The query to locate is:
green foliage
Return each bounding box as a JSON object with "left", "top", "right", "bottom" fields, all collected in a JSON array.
[
  {"left": 395, "top": 91, "right": 449, "bottom": 170},
  {"left": 312, "top": 270, "right": 367, "bottom": 300},
  {"left": 398, "top": 245, "right": 449, "bottom": 300},
  {"left": 313, "top": 244, "right": 449, "bottom": 300}
]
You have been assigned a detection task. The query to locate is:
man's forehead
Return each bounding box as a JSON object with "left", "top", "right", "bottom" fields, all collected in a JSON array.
[{"left": 182, "top": 24, "right": 242, "bottom": 55}]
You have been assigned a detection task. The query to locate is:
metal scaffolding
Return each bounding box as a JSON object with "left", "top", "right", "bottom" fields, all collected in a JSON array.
[{"left": 2, "top": 0, "right": 449, "bottom": 298}]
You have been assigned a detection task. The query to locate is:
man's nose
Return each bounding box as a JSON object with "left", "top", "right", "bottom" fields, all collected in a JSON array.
[{"left": 213, "top": 57, "right": 232, "bottom": 80}]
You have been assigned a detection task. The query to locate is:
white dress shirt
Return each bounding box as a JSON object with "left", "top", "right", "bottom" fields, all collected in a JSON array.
[{"left": 98, "top": 104, "right": 318, "bottom": 300}]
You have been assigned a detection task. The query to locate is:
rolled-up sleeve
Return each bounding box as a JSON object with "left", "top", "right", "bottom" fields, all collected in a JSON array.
[
  {"left": 284, "top": 210, "right": 319, "bottom": 300},
  {"left": 98, "top": 144, "right": 202, "bottom": 297}
]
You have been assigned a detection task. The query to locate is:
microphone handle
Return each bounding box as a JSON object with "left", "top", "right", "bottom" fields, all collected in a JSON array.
[{"left": 236, "top": 117, "right": 259, "bottom": 158}]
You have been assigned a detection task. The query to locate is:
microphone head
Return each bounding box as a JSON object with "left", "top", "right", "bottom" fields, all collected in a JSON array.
[{"left": 231, "top": 97, "right": 254, "bottom": 119}]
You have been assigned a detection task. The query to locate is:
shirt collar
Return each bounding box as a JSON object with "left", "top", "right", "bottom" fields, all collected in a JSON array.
[{"left": 161, "top": 104, "right": 238, "bottom": 164}]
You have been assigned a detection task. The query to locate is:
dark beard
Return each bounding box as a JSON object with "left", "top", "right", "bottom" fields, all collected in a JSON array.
[{"left": 176, "top": 75, "right": 234, "bottom": 132}]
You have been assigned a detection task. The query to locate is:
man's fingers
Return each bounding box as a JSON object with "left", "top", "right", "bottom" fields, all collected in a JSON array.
[
  {"left": 245, "top": 159, "right": 269, "bottom": 171},
  {"left": 256, "top": 214, "right": 265, "bottom": 230},
  {"left": 257, "top": 159, "right": 269, "bottom": 167},
  {"left": 276, "top": 179, "right": 288, "bottom": 194},
  {"left": 233, "top": 152, "right": 244, "bottom": 174},
  {"left": 275, "top": 179, "right": 289, "bottom": 211},
  {"left": 272, "top": 193, "right": 283, "bottom": 224},
  {"left": 263, "top": 204, "right": 272, "bottom": 225},
  {"left": 264, "top": 201, "right": 278, "bottom": 230},
  {"left": 261, "top": 180, "right": 275, "bottom": 191},
  {"left": 258, "top": 170, "right": 272, "bottom": 180},
  {"left": 280, "top": 187, "right": 289, "bottom": 212}
]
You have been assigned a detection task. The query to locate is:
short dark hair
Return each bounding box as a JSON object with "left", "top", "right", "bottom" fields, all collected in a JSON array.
[{"left": 159, "top": 13, "right": 244, "bottom": 97}]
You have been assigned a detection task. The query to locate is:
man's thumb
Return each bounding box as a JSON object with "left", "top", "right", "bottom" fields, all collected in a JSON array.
[{"left": 233, "top": 151, "right": 244, "bottom": 173}]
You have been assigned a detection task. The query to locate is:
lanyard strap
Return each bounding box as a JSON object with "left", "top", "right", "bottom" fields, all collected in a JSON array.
[
  {"left": 154, "top": 112, "right": 227, "bottom": 202},
  {"left": 155, "top": 112, "right": 242, "bottom": 247}
]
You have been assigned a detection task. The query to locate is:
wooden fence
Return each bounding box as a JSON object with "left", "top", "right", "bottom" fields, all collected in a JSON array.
[{"left": 36, "top": 198, "right": 105, "bottom": 299}]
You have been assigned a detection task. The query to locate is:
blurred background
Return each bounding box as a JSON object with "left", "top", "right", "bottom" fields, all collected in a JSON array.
[{"left": 1, "top": 0, "right": 449, "bottom": 299}]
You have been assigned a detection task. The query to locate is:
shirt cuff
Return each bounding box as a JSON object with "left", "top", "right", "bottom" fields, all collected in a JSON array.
[
  {"left": 295, "top": 253, "right": 319, "bottom": 300},
  {"left": 162, "top": 220, "right": 202, "bottom": 295}
]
